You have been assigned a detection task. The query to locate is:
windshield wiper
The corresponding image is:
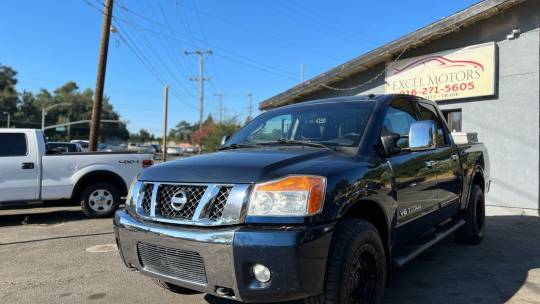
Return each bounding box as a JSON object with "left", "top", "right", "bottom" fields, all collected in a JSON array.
[
  {"left": 219, "top": 143, "right": 260, "bottom": 150},
  {"left": 259, "top": 139, "right": 336, "bottom": 151}
]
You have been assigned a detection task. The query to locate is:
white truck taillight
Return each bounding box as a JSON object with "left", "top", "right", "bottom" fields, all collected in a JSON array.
[{"left": 142, "top": 159, "right": 153, "bottom": 168}]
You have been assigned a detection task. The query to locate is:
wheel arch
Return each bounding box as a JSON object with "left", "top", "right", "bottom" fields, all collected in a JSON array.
[
  {"left": 462, "top": 165, "right": 486, "bottom": 210},
  {"left": 71, "top": 170, "right": 128, "bottom": 201},
  {"left": 341, "top": 199, "right": 391, "bottom": 250}
]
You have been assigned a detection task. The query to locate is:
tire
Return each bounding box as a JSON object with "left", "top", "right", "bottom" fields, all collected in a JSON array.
[
  {"left": 80, "top": 182, "right": 121, "bottom": 218},
  {"left": 305, "top": 219, "right": 387, "bottom": 304},
  {"left": 455, "top": 184, "right": 485, "bottom": 244},
  {"left": 152, "top": 279, "right": 202, "bottom": 295}
]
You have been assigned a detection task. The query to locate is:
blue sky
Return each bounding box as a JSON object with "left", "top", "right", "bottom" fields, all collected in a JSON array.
[{"left": 0, "top": 0, "right": 478, "bottom": 135}]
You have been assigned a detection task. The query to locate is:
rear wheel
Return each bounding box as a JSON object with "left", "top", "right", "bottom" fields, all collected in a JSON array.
[
  {"left": 455, "top": 184, "right": 485, "bottom": 244},
  {"left": 152, "top": 279, "right": 202, "bottom": 295},
  {"left": 305, "top": 219, "right": 386, "bottom": 304},
  {"left": 80, "top": 182, "right": 120, "bottom": 218}
]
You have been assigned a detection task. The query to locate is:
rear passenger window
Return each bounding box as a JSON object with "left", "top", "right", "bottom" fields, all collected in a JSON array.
[
  {"left": 416, "top": 103, "right": 448, "bottom": 147},
  {"left": 0, "top": 133, "right": 28, "bottom": 156},
  {"left": 382, "top": 99, "right": 418, "bottom": 148}
]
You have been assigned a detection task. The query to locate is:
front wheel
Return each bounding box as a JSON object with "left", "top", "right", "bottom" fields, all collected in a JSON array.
[
  {"left": 80, "top": 182, "right": 120, "bottom": 218},
  {"left": 305, "top": 219, "right": 387, "bottom": 304}
]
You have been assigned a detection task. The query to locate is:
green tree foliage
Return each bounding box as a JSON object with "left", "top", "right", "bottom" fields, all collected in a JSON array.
[
  {"left": 0, "top": 64, "right": 129, "bottom": 142},
  {"left": 129, "top": 129, "right": 155, "bottom": 143},
  {"left": 0, "top": 64, "right": 19, "bottom": 117}
]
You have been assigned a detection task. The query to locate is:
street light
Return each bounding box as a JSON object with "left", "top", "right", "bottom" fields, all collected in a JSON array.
[
  {"left": 2, "top": 112, "right": 10, "bottom": 128},
  {"left": 41, "top": 103, "right": 70, "bottom": 130}
]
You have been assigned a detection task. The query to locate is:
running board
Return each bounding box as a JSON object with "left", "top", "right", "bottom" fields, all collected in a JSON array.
[{"left": 392, "top": 219, "right": 465, "bottom": 268}]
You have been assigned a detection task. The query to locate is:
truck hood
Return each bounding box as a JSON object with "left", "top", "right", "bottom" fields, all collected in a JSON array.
[{"left": 140, "top": 147, "right": 335, "bottom": 184}]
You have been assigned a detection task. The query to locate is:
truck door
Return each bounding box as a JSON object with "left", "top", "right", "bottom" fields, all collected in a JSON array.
[
  {"left": 0, "top": 131, "right": 40, "bottom": 202},
  {"left": 415, "top": 102, "right": 461, "bottom": 207},
  {"left": 382, "top": 98, "right": 438, "bottom": 226}
]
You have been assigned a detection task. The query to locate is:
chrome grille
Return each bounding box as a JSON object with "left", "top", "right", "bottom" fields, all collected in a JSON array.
[
  {"left": 155, "top": 185, "right": 207, "bottom": 220},
  {"left": 141, "top": 183, "right": 154, "bottom": 215},
  {"left": 135, "top": 182, "right": 250, "bottom": 226},
  {"left": 137, "top": 242, "right": 207, "bottom": 285},
  {"left": 209, "top": 187, "right": 232, "bottom": 220}
]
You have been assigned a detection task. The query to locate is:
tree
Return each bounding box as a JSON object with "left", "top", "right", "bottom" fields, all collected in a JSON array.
[
  {"left": 0, "top": 65, "right": 130, "bottom": 142},
  {"left": 0, "top": 64, "right": 19, "bottom": 121},
  {"left": 130, "top": 129, "right": 154, "bottom": 143}
]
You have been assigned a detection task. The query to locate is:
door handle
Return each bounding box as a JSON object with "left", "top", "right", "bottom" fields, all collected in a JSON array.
[
  {"left": 425, "top": 160, "right": 436, "bottom": 168},
  {"left": 21, "top": 162, "right": 35, "bottom": 170},
  {"left": 451, "top": 154, "right": 459, "bottom": 161}
]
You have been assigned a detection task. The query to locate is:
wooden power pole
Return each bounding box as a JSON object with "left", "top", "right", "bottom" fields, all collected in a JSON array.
[
  {"left": 89, "top": 0, "right": 114, "bottom": 152},
  {"left": 162, "top": 84, "right": 169, "bottom": 162},
  {"left": 185, "top": 50, "right": 212, "bottom": 131}
]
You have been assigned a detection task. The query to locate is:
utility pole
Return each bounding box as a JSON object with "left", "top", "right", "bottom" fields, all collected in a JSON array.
[
  {"left": 162, "top": 84, "right": 169, "bottom": 162},
  {"left": 246, "top": 93, "right": 253, "bottom": 122},
  {"left": 214, "top": 93, "right": 224, "bottom": 123},
  {"left": 185, "top": 50, "right": 212, "bottom": 130},
  {"left": 89, "top": 0, "right": 114, "bottom": 152}
]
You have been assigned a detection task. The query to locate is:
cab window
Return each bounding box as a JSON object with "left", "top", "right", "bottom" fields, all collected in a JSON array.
[
  {"left": 416, "top": 102, "right": 448, "bottom": 147},
  {"left": 382, "top": 99, "right": 418, "bottom": 148},
  {"left": 0, "top": 133, "right": 28, "bottom": 156}
]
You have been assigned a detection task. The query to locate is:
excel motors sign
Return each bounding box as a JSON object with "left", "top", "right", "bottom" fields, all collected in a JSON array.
[{"left": 385, "top": 42, "right": 496, "bottom": 101}]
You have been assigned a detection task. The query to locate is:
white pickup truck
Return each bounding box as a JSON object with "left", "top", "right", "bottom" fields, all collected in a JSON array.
[{"left": 0, "top": 129, "right": 153, "bottom": 218}]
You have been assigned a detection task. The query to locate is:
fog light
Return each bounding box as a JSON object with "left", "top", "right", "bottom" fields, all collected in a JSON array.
[{"left": 253, "top": 263, "right": 271, "bottom": 283}]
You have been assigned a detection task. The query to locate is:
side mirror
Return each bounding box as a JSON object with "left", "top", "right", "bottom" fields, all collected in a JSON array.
[
  {"left": 220, "top": 135, "right": 230, "bottom": 146},
  {"left": 380, "top": 132, "right": 402, "bottom": 156},
  {"left": 409, "top": 120, "right": 437, "bottom": 151}
]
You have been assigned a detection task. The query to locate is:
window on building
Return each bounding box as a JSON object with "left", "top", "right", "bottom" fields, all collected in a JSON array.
[
  {"left": 442, "top": 109, "right": 462, "bottom": 133},
  {"left": 416, "top": 102, "right": 448, "bottom": 147},
  {"left": 0, "top": 133, "right": 28, "bottom": 156}
]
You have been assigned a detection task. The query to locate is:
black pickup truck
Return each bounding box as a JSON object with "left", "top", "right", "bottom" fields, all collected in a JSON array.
[{"left": 114, "top": 94, "right": 490, "bottom": 304}]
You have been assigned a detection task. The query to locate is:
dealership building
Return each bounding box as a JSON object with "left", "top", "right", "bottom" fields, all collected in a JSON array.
[{"left": 259, "top": 0, "right": 540, "bottom": 211}]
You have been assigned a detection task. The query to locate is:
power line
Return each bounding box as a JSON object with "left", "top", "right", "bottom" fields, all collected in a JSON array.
[
  {"left": 84, "top": 0, "right": 194, "bottom": 109},
  {"left": 167, "top": 0, "right": 344, "bottom": 61},
  {"left": 114, "top": 0, "right": 197, "bottom": 100},
  {"left": 280, "top": 0, "right": 381, "bottom": 45},
  {"left": 114, "top": 3, "right": 299, "bottom": 80}
]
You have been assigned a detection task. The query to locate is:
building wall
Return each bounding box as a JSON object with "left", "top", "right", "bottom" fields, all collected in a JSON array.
[{"left": 300, "top": 1, "right": 540, "bottom": 209}]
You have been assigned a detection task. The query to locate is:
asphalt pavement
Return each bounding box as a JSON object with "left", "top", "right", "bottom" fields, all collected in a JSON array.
[{"left": 0, "top": 203, "right": 538, "bottom": 304}]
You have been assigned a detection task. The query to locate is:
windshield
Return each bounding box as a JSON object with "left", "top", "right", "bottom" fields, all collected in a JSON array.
[{"left": 227, "top": 102, "right": 374, "bottom": 148}]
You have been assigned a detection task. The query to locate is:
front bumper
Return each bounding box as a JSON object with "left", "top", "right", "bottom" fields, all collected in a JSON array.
[{"left": 114, "top": 210, "right": 334, "bottom": 302}]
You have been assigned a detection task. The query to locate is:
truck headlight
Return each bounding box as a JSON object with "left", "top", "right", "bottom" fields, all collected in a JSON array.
[
  {"left": 125, "top": 180, "right": 143, "bottom": 212},
  {"left": 248, "top": 175, "right": 326, "bottom": 216}
]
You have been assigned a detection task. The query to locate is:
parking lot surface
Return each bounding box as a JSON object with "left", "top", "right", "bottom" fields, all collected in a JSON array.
[{"left": 0, "top": 204, "right": 539, "bottom": 304}]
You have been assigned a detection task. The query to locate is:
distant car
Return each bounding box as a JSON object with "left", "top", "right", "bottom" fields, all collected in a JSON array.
[
  {"left": 46, "top": 142, "right": 82, "bottom": 153},
  {"left": 166, "top": 147, "right": 183, "bottom": 156},
  {"left": 101, "top": 144, "right": 130, "bottom": 153},
  {"left": 70, "top": 140, "right": 89, "bottom": 152},
  {"left": 150, "top": 144, "right": 162, "bottom": 154}
]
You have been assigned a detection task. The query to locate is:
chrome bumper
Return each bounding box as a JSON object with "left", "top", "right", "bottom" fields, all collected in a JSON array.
[
  {"left": 114, "top": 209, "right": 334, "bottom": 302},
  {"left": 114, "top": 209, "right": 240, "bottom": 297}
]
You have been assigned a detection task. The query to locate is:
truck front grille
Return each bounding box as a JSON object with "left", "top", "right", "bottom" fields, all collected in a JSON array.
[
  {"left": 137, "top": 242, "right": 207, "bottom": 285},
  {"left": 155, "top": 184, "right": 207, "bottom": 220},
  {"left": 136, "top": 182, "right": 247, "bottom": 225},
  {"left": 209, "top": 187, "right": 232, "bottom": 220},
  {"left": 141, "top": 183, "right": 154, "bottom": 215}
]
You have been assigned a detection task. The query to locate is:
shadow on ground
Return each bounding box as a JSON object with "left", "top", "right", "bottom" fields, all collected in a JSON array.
[
  {"left": 0, "top": 200, "right": 86, "bottom": 227},
  {"left": 204, "top": 215, "right": 539, "bottom": 304}
]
